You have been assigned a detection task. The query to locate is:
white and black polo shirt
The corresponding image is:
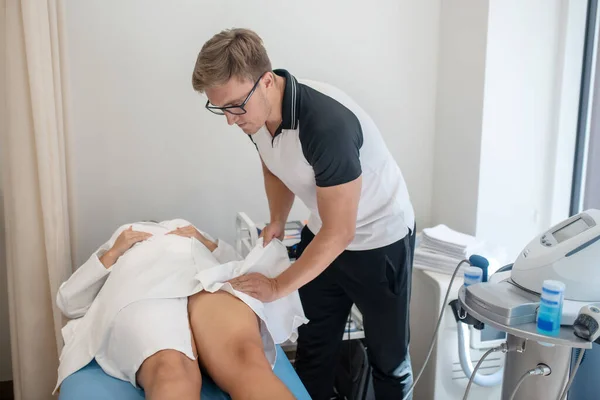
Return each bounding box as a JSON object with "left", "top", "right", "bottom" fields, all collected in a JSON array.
[{"left": 251, "top": 69, "right": 415, "bottom": 251}]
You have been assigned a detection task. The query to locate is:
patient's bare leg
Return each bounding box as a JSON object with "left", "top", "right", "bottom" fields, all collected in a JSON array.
[
  {"left": 136, "top": 349, "right": 201, "bottom": 400},
  {"left": 188, "top": 291, "right": 294, "bottom": 400}
]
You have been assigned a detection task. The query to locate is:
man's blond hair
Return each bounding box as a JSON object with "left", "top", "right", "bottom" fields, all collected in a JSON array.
[{"left": 192, "top": 28, "right": 272, "bottom": 93}]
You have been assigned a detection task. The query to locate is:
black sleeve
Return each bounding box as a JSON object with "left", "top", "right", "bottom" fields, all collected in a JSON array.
[{"left": 300, "top": 115, "right": 364, "bottom": 188}]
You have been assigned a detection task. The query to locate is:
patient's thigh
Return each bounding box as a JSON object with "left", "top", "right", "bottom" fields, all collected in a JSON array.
[
  {"left": 97, "top": 297, "right": 197, "bottom": 386},
  {"left": 188, "top": 291, "right": 270, "bottom": 373}
]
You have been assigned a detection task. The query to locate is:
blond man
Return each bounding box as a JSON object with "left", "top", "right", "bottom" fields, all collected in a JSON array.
[{"left": 192, "top": 28, "right": 416, "bottom": 400}]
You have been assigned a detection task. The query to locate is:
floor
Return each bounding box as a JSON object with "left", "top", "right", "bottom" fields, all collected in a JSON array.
[{"left": 0, "top": 382, "right": 12, "bottom": 400}]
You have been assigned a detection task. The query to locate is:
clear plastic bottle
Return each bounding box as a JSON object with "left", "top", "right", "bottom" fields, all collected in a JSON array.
[{"left": 536, "top": 280, "right": 565, "bottom": 337}]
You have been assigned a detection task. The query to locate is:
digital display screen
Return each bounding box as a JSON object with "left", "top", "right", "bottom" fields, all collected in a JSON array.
[{"left": 553, "top": 218, "right": 589, "bottom": 243}]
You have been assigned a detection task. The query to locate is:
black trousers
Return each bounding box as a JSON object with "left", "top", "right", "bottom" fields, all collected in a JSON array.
[{"left": 294, "top": 226, "right": 416, "bottom": 400}]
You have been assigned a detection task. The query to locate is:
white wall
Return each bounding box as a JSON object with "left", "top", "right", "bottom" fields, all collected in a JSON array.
[
  {"left": 548, "top": 1, "right": 588, "bottom": 225},
  {"left": 64, "top": 0, "right": 441, "bottom": 265},
  {"left": 431, "top": 0, "right": 489, "bottom": 235},
  {"left": 0, "top": 0, "right": 13, "bottom": 382},
  {"left": 476, "top": 0, "right": 565, "bottom": 259},
  {"left": 429, "top": 0, "right": 586, "bottom": 259}
]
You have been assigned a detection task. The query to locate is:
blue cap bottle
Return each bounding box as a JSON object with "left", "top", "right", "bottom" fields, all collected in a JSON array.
[{"left": 536, "top": 280, "right": 565, "bottom": 337}]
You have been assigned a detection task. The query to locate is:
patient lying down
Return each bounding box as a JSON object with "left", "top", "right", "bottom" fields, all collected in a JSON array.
[{"left": 54, "top": 219, "right": 308, "bottom": 400}]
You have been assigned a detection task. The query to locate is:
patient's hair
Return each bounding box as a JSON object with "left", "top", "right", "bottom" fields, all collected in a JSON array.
[{"left": 192, "top": 28, "right": 272, "bottom": 93}]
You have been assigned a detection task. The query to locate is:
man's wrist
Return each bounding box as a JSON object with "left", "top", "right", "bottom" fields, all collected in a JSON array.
[
  {"left": 270, "top": 219, "right": 286, "bottom": 227},
  {"left": 273, "top": 275, "right": 292, "bottom": 299}
]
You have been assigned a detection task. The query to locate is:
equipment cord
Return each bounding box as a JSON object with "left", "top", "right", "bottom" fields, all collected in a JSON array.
[
  {"left": 508, "top": 372, "right": 531, "bottom": 400},
  {"left": 462, "top": 346, "right": 504, "bottom": 400},
  {"left": 401, "top": 259, "right": 471, "bottom": 400},
  {"left": 508, "top": 364, "right": 551, "bottom": 400},
  {"left": 558, "top": 349, "right": 585, "bottom": 400}
]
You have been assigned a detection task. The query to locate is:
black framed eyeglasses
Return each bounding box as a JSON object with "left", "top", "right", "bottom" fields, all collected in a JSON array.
[{"left": 205, "top": 73, "right": 265, "bottom": 115}]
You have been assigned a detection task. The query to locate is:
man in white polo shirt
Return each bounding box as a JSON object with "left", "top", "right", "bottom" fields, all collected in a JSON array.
[{"left": 192, "top": 28, "right": 416, "bottom": 400}]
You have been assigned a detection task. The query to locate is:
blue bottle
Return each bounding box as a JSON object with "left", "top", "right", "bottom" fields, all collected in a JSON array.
[{"left": 537, "top": 280, "right": 565, "bottom": 337}]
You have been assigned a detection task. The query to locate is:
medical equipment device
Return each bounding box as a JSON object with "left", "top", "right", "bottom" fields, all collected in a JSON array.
[
  {"left": 457, "top": 209, "right": 600, "bottom": 400},
  {"left": 407, "top": 209, "right": 600, "bottom": 400},
  {"left": 465, "top": 209, "right": 600, "bottom": 328},
  {"left": 512, "top": 210, "right": 600, "bottom": 301}
]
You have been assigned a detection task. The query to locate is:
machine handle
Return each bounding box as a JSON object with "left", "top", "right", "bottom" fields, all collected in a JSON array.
[
  {"left": 456, "top": 321, "right": 504, "bottom": 387},
  {"left": 469, "top": 255, "right": 489, "bottom": 282}
]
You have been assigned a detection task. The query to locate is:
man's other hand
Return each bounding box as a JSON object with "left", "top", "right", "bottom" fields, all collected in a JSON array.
[
  {"left": 228, "top": 273, "right": 281, "bottom": 303},
  {"left": 261, "top": 221, "right": 285, "bottom": 246}
]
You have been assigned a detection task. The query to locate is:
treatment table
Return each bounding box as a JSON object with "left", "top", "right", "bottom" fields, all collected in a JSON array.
[{"left": 58, "top": 345, "right": 311, "bottom": 399}]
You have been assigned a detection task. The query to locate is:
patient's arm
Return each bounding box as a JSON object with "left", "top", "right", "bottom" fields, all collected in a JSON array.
[
  {"left": 57, "top": 227, "right": 152, "bottom": 319},
  {"left": 56, "top": 241, "right": 113, "bottom": 319}
]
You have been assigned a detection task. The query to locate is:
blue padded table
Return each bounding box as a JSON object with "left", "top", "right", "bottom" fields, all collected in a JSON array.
[{"left": 58, "top": 345, "right": 310, "bottom": 399}]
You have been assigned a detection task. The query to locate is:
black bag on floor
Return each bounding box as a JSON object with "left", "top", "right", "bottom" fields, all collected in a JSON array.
[{"left": 333, "top": 339, "right": 375, "bottom": 400}]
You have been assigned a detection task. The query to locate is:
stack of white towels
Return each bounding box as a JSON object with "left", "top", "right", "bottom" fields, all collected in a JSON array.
[{"left": 414, "top": 224, "right": 501, "bottom": 276}]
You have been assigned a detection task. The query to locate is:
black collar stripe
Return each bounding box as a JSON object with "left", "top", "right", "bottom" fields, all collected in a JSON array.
[{"left": 273, "top": 69, "right": 299, "bottom": 136}]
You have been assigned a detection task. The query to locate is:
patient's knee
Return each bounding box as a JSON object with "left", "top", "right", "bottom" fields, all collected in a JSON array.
[{"left": 140, "top": 350, "right": 200, "bottom": 388}]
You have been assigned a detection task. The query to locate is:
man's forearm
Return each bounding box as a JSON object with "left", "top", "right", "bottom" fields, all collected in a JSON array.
[
  {"left": 275, "top": 228, "right": 353, "bottom": 298},
  {"left": 263, "top": 165, "right": 295, "bottom": 223}
]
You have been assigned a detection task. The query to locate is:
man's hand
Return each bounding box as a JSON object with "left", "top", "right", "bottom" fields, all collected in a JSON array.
[
  {"left": 228, "top": 273, "right": 280, "bottom": 303},
  {"left": 101, "top": 226, "right": 152, "bottom": 268},
  {"left": 261, "top": 159, "right": 294, "bottom": 244},
  {"left": 261, "top": 221, "right": 285, "bottom": 246},
  {"left": 168, "top": 225, "right": 217, "bottom": 252}
]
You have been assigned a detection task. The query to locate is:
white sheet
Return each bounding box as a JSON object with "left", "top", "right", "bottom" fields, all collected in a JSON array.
[{"left": 54, "top": 219, "right": 308, "bottom": 393}]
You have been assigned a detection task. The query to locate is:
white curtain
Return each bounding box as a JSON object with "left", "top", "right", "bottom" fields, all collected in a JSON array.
[{"left": 2, "top": 0, "right": 73, "bottom": 398}]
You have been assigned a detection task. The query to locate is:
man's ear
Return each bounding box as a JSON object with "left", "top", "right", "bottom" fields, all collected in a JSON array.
[{"left": 262, "top": 72, "right": 275, "bottom": 89}]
